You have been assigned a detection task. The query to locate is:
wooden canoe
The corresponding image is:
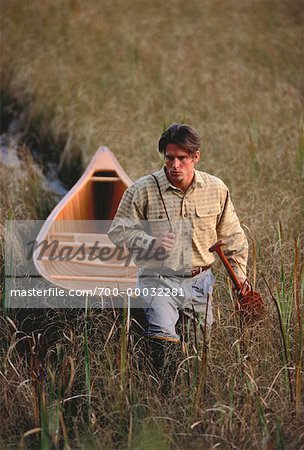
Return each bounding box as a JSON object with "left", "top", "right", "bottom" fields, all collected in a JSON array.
[{"left": 33, "top": 147, "right": 138, "bottom": 294}]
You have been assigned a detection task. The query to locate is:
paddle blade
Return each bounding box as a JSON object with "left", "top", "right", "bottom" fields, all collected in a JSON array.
[{"left": 235, "top": 290, "right": 265, "bottom": 321}]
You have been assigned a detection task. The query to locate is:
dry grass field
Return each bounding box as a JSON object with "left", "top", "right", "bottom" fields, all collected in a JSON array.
[{"left": 0, "top": 0, "right": 303, "bottom": 449}]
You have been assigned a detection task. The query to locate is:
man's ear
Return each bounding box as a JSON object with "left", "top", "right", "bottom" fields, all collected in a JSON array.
[{"left": 194, "top": 150, "right": 200, "bottom": 163}]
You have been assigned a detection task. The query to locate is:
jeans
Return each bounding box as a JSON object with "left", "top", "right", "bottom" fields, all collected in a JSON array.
[{"left": 136, "top": 268, "right": 215, "bottom": 342}]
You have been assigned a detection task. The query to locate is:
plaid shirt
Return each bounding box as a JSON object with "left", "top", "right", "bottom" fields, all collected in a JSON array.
[{"left": 108, "top": 167, "right": 248, "bottom": 279}]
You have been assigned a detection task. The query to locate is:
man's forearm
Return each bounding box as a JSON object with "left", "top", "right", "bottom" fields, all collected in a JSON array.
[{"left": 108, "top": 221, "right": 155, "bottom": 251}]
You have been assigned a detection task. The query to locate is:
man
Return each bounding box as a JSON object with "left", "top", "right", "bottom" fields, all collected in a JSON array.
[{"left": 108, "top": 123, "right": 248, "bottom": 373}]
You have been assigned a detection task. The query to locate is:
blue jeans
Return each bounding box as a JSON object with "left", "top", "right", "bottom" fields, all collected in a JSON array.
[{"left": 136, "top": 269, "right": 215, "bottom": 342}]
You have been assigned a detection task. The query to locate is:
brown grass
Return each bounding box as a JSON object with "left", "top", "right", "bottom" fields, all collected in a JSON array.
[{"left": 0, "top": 0, "right": 303, "bottom": 448}]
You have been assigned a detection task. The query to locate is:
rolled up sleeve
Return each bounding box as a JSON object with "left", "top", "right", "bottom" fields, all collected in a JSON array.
[{"left": 108, "top": 186, "right": 155, "bottom": 253}]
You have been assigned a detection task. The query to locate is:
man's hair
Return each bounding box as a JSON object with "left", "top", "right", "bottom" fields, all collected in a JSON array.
[{"left": 158, "top": 123, "right": 201, "bottom": 155}]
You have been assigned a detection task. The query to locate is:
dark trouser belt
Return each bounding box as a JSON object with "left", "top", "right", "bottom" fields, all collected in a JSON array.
[
  {"left": 141, "top": 265, "right": 212, "bottom": 278},
  {"left": 189, "top": 265, "right": 212, "bottom": 277}
]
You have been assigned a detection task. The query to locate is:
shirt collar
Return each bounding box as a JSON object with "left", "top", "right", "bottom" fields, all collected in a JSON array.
[
  {"left": 153, "top": 167, "right": 204, "bottom": 193},
  {"left": 194, "top": 170, "right": 204, "bottom": 187}
]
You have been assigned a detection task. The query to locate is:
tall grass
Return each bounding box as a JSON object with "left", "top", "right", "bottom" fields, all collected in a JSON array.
[
  {"left": 1, "top": 1, "right": 303, "bottom": 182},
  {"left": 0, "top": 267, "right": 303, "bottom": 448}
]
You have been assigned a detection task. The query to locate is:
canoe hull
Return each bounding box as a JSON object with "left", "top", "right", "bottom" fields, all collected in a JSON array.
[{"left": 33, "top": 147, "right": 137, "bottom": 295}]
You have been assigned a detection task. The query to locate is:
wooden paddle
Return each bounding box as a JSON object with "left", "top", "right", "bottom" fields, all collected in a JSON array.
[{"left": 209, "top": 240, "right": 264, "bottom": 320}]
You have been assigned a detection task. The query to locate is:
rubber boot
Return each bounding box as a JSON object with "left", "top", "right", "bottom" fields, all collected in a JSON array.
[{"left": 147, "top": 338, "right": 181, "bottom": 394}]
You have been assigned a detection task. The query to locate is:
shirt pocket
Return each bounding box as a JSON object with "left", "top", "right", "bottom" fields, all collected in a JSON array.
[
  {"left": 195, "top": 204, "right": 221, "bottom": 231},
  {"left": 146, "top": 210, "right": 172, "bottom": 237}
]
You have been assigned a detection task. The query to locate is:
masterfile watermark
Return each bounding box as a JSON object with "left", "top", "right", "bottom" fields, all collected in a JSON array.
[
  {"left": 4, "top": 219, "right": 193, "bottom": 308},
  {"left": 27, "top": 236, "right": 168, "bottom": 265}
]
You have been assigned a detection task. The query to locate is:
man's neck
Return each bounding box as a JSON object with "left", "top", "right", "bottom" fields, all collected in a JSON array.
[{"left": 165, "top": 168, "right": 195, "bottom": 192}]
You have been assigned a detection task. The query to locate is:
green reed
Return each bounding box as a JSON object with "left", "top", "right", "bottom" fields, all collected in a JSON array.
[
  {"left": 297, "top": 118, "right": 304, "bottom": 178},
  {"left": 84, "top": 296, "right": 91, "bottom": 414},
  {"left": 247, "top": 121, "right": 260, "bottom": 180},
  {"left": 293, "top": 240, "right": 303, "bottom": 415},
  {"left": 262, "top": 226, "right": 300, "bottom": 403},
  {"left": 119, "top": 296, "right": 131, "bottom": 389}
]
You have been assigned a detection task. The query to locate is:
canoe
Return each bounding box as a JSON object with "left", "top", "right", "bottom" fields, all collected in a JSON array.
[{"left": 33, "top": 147, "right": 138, "bottom": 295}]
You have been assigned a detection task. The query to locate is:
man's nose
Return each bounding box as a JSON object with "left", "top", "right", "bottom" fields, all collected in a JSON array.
[{"left": 172, "top": 158, "right": 180, "bottom": 168}]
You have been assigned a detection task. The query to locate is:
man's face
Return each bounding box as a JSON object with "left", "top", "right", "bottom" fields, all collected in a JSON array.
[{"left": 164, "top": 143, "right": 200, "bottom": 186}]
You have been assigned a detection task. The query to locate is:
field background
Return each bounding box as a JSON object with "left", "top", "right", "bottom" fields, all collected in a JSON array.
[{"left": 0, "top": 0, "right": 303, "bottom": 449}]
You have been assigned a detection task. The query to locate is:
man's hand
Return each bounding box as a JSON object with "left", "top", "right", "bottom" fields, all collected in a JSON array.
[
  {"left": 239, "top": 278, "right": 251, "bottom": 295},
  {"left": 234, "top": 278, "right": 265, "bottom": 319},
  {"left": 233, "top": 278, "right": 251, "bottom": 296},
  {"left": 154, "top": 232, "right": 175, "bottom": 253}
]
